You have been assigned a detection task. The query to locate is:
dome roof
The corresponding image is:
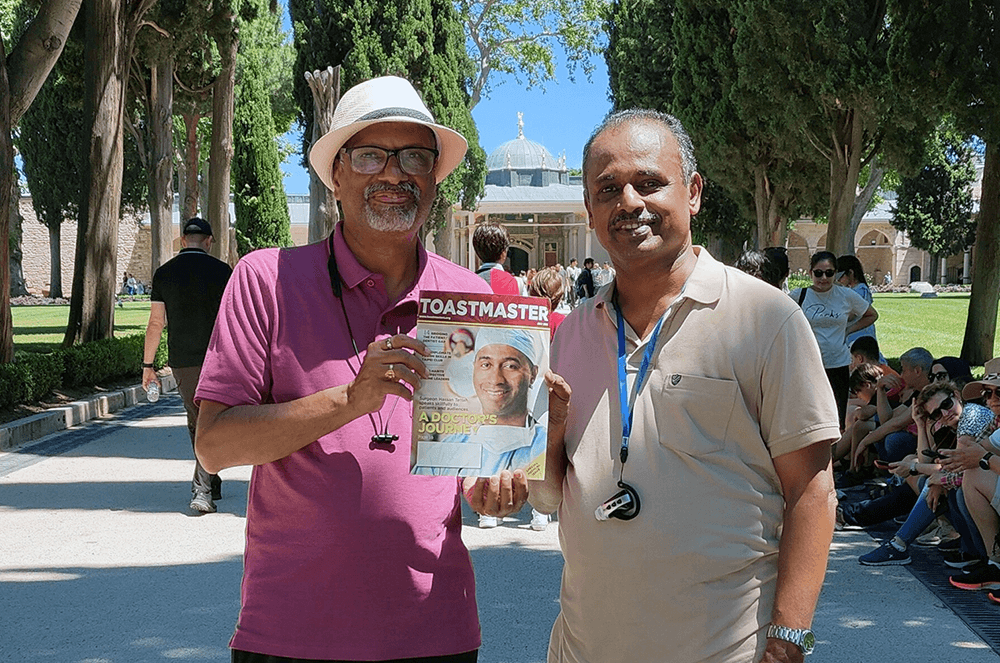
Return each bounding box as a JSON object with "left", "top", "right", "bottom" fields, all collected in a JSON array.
[{"left": 487, "top": 135, "right": 557, "bottom": 170}]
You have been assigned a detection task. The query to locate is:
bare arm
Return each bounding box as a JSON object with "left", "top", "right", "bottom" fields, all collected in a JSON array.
[
  {"left": 760, "top": 439, "right": 836, "bottom": 663},
  {"left": 527, "top": 371, "right": 572, "bottom": 514},
  {"left": 195, "top": 335, "right": 428, "bottom": 474},
  {"left": 142, "top": 302, "right": 166, "bottom": 390},
  {"left": 845, "top": 305, "right": 878, "bottom": 336}
]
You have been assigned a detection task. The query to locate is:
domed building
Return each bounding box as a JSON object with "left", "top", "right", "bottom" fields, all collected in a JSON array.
[{"left": 447, "top": 113, "right": 609, "bottom": 275}]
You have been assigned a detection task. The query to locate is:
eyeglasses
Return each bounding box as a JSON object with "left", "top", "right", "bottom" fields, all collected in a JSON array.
[
  {"left": 340, "top": 145, "right": 439, "bottom": 176},
  {"left": 812, "top": 269, "right": 836, "bottom": 278},
  {"left": 929, "top": 371, "right": 949, "bottom": 382},
  {"left": 983, "top": 387, "right": 998, "bottom": 400},
  {"left": 927, "top": 396, "right": 956, "bottom": 421}
]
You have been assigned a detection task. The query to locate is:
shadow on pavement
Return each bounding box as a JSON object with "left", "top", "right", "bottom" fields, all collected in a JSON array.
[
  {"left": 2, "top": 558, "right": 243, "bottom": 662},
  {"left": 0, "top": 479, "right": 249, "bottom": 516}
]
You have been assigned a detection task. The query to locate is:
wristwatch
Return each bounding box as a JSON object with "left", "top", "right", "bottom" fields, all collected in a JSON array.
[
  {"left": 766, "top": 624, "right": 815, "bottom": 655},
  {"left": 142, "top": 363, "right": 155, "bottom": 369},
  {"left": 981, "top": 452, "right": 995, "bottom": 471}
]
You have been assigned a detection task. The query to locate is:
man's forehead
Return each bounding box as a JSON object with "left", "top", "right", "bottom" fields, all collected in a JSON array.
[
  {"left": 587, "top": 122, "right": 682, "bottom": 177},
  {"left": 476, "top": 344, "right": 529, "bottom": 362},
  {"left": 344, "top": 122, "right": 436, "bottom": 148}
]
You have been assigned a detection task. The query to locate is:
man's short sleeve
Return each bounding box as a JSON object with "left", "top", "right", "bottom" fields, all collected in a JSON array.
[
  {"left": 758, "top": 308, "right": 841, "bottom": 457},
  {"left": 195, "top": 257, "right": 276, "bottom": 407},
  {"left": 149, "top": 269, "right": 164, "bottom": 303}
]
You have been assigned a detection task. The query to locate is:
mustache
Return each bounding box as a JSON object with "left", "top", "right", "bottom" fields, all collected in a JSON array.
[
  {"left": 613, "top": 209, "right": 660, "bottom": 224},
  {"left": 365, "top": 181, "right": 420, "bottom": 201}
]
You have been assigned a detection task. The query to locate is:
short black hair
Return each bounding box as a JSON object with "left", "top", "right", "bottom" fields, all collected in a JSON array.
[
  {"left": 850, "top": 336, "right": 881, "bottom": 362},
  {"left": 584, "top": 257, "right": 595, "bottom": 267},
  {"left": 472, "top": 223, "right": 510, "bottom": 263}
]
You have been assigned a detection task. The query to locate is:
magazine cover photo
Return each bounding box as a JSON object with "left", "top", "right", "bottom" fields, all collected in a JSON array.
[{"left": 410, "top": 291, "right": 550, "bottom": 479}]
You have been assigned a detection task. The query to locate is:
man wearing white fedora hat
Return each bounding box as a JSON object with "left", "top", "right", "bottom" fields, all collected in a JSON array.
[{"left": 193, "top": 76, "right": 523, "bottom": 663}]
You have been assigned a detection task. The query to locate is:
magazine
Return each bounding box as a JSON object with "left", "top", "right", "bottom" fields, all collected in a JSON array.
[{"left": 409, "top": 291, "right": 550, "bottom": 479}]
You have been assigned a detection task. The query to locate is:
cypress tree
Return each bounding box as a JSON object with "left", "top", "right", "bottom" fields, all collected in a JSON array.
[{"left": 232, "top": 49, "right": 293, "bottom": 256}]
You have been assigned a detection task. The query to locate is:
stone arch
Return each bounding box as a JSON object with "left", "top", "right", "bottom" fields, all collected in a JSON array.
[{"left": 909, "top": 265, "right": 921, "bottom": 282}]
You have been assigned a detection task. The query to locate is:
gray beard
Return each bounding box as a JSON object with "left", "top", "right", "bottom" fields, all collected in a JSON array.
[{"left": 363, "top": 182, "right": 421, "bottom": 232}]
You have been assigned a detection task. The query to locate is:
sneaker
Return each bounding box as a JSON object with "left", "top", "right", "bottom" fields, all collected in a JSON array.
[
  {"left": 530, "top": 510, "right": 549, "bottom": 531},
  {"left": 938, "top": 536, "right": 962, "bottom": 551},
  {"left": 893, "top": 514, "right": 908, "bottom": 525},
  {"left": 949, "top": 562, "right": 1000, "bottom": 590},
  {"left": 478, "top": 514, "right": 499, "bottom": 529},
  {"left": 943, "top": 551, "right": 983, "bottom": 569},
  {"left": 859, "top": 541, "right": 911, "bottom": 566},
  {"left": 189, "top": 492, "right": 216, "bottom": 514},
  {"left": 988, "top": 590, "right": 1000, "bottom": 606},
  {"left": 915, "top": 521, "right": 959, "bottom": 547}
]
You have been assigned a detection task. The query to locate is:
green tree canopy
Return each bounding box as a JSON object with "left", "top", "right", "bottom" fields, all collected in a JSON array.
[
  {"left": 290, "top": 0, "right": 485, "bottom": 226},
  {"left": 890, "top": 122, "right": 977, "bottom": 260}
]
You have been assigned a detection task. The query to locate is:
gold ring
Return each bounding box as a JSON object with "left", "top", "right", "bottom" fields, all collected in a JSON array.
[
  {"left": 385, "top": 365, "right": 396, "bottom": 381},
  {"left": 384, "top": 338, "right": 393, "bottom": 350}
]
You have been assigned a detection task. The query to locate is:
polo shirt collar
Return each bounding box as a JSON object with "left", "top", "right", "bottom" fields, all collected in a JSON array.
[
  {"left": 595, "top": 246, "right": 724, "bottom": 316},
  {"left": 329, "top": 221, "right": 428, "bottom": 301}
]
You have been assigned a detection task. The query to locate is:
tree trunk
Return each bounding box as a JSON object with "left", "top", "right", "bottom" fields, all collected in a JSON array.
[
  {"left": 182, "top": 111, "right": 200, "bottom": 219},
  {"left": 149, "top": 56, "right": 174, "bottom": 272},
  {"left": 754, "top": 165, "right": 787, "bottom": 248},
  {"left": 306, "top": 66, "right": 341, "bottom": 244},
  {"left": 10, "top": 190, "right": 29, "bottom": 297},
  {"left": 1, "top": 0, "right": 83, "bottom": 361},
  {"left": 208, "top": 13, "right": 237, "bottom": 263},
  {"left": 1, "top": 41, "right": 15, "bottom": 362},
  {"left": 849, "top": 157, "right": 886, "bottom": 247},
  {"left": 64, "top": 0, "right": 125, "bottom": 346},
  {"left": 6, "top": 0, "right": 85, "bottom": 123},
  {"left": 48, "top": 224, "right": 63, "bottom": 299},
  {"left": 826, "top": 108, "right": 866, "bottom": 256},
  {"left": 961, "top": 141, "right": 1000, "bottom": 365}
]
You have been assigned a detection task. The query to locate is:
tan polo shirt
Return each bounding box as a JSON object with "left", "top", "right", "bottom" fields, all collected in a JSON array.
[{"left": 548, "top": 248, "right": 839, "bottom": 663}]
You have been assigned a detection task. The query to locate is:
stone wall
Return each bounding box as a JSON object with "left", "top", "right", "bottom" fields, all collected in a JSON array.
[{"left": 18, "top": 196, "right": 312, "bottom": 298}]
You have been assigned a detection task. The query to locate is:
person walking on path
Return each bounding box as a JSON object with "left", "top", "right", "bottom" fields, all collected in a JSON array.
[
  {"left": 529, "top": 109, "right": 840, "bottom": 663},
  {"left": 192, "top": 76, "right": 518, "bottom": 663},
  {"left": 143, "top": 217, "right": 232, "bottom": 514}
]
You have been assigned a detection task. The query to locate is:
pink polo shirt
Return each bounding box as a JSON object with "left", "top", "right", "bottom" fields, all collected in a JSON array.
[{"left": 196, "top": 226, "right": 490, "bottom": 660}]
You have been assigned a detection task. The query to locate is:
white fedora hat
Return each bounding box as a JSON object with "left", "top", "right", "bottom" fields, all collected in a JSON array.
[{"left": 308, "top": 76, "right": 468, "bottom": 191}]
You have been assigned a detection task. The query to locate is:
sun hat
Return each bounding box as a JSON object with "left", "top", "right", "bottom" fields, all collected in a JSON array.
[
  {"left": 308, "top": 76, "right": 468, "bottom": 191},
  {"left": 962, "top": 357, "right": 1000, "bottom": 400}
]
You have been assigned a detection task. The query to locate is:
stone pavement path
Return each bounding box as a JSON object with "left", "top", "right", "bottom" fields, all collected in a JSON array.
[{"left": 1, "top": 394, "right": 997, "bottom": 662}]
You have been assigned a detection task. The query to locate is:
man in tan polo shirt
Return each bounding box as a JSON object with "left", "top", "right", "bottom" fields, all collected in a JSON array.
[{"left": 529, "top": 110, "right": 840, "bottom": 663}]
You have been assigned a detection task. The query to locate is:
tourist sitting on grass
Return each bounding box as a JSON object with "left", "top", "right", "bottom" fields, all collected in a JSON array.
[
  {"left": 941, "top": 358, "right": 1000, "bottom": 597},
  {"left": 856, "top": 380, "right": 995, "bottom": 566},
  {"left": 839, "top": 358, "right": 978, "bottom": 523},
  {"left": 851, "top": 347, "right": 933, "bottom": 470},
  {"left": 832, "top": 363, "right": 882, "bottom": 466},
  {"left": 850, "top": 336, "right": 899, "bottom": 380}
]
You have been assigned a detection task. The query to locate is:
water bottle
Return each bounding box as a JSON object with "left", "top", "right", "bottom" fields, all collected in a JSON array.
[{"left": 146, "top": 382, "right": 160, "bottom": 403}]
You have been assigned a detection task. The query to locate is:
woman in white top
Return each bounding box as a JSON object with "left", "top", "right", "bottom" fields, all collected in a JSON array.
[{"left": 790, "top": 251, "right": 879, "bottom": 428}]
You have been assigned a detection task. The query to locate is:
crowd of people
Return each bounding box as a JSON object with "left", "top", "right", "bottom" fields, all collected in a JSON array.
[
  {"left": 736, "top": 246, "right": 1000, "bottom": 606},
  {"left": 151, "top": 72, "right": 992, "bottom": 662}
]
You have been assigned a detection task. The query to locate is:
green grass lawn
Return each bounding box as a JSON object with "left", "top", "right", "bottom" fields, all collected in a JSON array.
[
  {"left": 10, "top": 293, "right": 1000, "bottom": 366},
  {"left": 12, "top": 301, "right": 152, "bottom": 354},
  {"left": 872, "top": 292, "right": 1000, "bottom": 366}
]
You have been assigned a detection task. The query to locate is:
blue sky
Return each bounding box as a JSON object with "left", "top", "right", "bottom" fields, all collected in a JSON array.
[{"left": 279, "top": 18, "right": 612, "bottom": 194}]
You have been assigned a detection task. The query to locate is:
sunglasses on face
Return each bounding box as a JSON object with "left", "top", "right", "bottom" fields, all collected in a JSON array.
[
  {"left": 929, "top": 371, "right": 949, "bottom": 382},
  {"left": 812, "top": 269, "right": 836, "bottom": 278},
  {"left": 983, "top": 387, "right": 998, "bottom": 400},
  {"left": 927, "top": 396, "right": 956, "bottom": 421}
]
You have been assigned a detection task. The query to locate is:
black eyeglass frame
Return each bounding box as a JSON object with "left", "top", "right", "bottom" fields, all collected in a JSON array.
[
  {"left": 929, "top": 371, "right": 950, "bottom": 382},
  {"left": 812, "top": 269, "right": 836, "bottom": 278},
  {"left": 982, "top": 387, "right": 999, "bottom": 400},
  {"left": 927, "top": 396, "right": 956, "bottom": 421},
  {"left": 340, "top": 145, "right": 440, "bottom": 176}
]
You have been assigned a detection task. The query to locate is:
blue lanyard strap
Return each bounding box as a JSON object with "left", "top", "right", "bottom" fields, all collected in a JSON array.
[{"left": 615, "top": 300, "right": 667, "bottom": 466}]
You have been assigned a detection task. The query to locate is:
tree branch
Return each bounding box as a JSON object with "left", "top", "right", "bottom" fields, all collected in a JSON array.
[{"left": 6, "top": 0, "right": 84, "bottom": 124}]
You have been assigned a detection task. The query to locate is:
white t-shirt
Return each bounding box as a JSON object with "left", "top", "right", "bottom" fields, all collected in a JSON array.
[{"left": 789, "top": 284, "right": 871, "bottom": 368}]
